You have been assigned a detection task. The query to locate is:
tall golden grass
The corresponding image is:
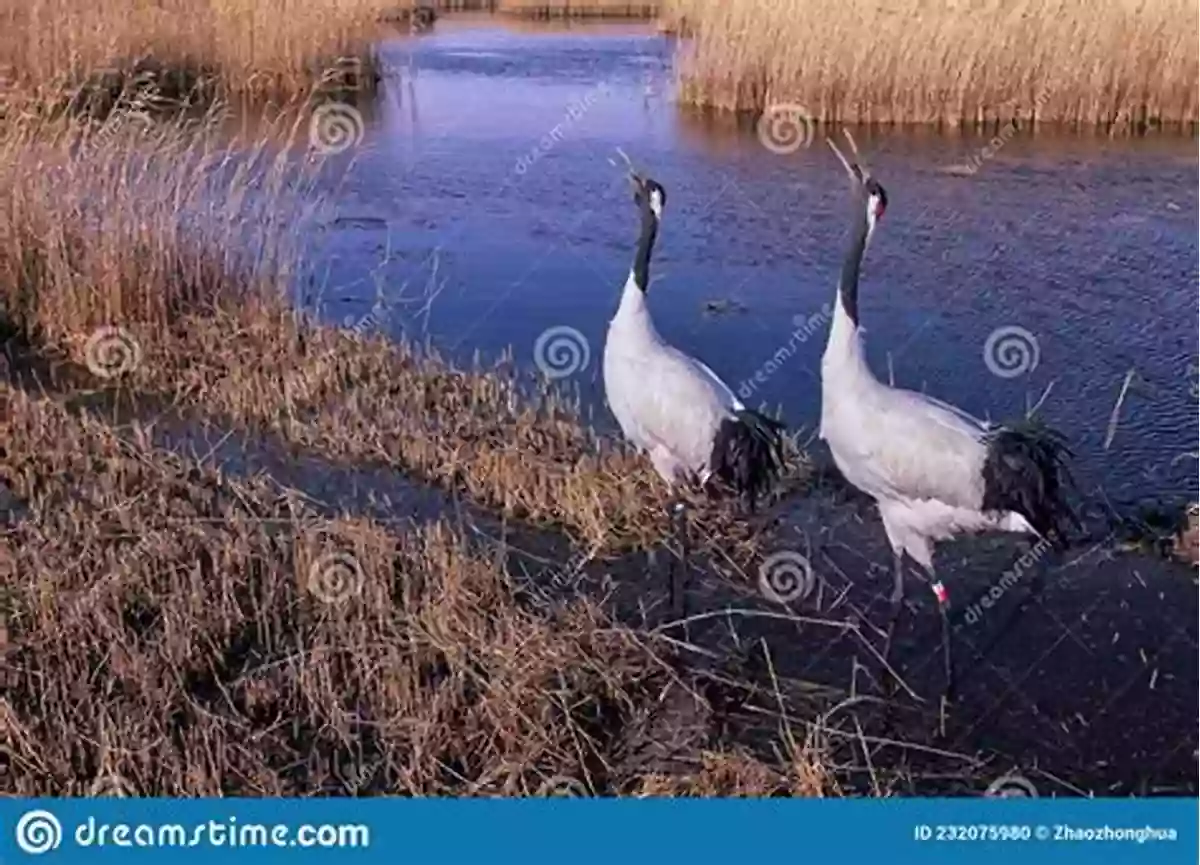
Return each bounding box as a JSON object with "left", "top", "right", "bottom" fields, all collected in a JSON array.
[
  {"left": 0, "top": 0, "right": 391, "bottom": 102},
  {"left": 0, "top": 106, "right": 312, "bottom": 347},
  {"left": 661, "top": 0, "right": 1199, "bottom": 129}
]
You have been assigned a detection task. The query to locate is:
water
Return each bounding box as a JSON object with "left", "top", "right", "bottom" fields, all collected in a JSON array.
[{"left": 303, "top": 20, "right": 1198, "bottom": 505}]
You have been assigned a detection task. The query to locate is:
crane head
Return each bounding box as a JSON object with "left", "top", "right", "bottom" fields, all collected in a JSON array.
[
  {"left": 612, "top": 147, "right": 666, "bottom": 221},
  {"left": 828, "top": 129, "right": 887, "bottom": 232},
  {"left": 629, "top": 173, "right": 666, "bottom": 221},
  {"left": 865, "top": 176, "right": 887, "bottom": 231}
]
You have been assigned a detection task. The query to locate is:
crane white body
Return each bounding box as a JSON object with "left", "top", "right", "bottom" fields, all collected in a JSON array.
[
  {"left": 604, "top": 271, "right": 744, "bottom": 487},
  {"left": 820, "top": 298, "right": 1035, "bottom": 580},
  {"left": 601, "top": 175, "right": 784, "bottom": 510}
]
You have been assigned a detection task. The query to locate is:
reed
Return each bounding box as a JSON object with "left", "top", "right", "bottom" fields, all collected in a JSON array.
[
  {"left": 0, "top": 0, "right": 389, "bottom": 104},
  {"left": 660, "top": 0, "right": 1199, "bottom": 130},
  {"left": 0, "top": 105, "right": 312, "bottom": 348}
]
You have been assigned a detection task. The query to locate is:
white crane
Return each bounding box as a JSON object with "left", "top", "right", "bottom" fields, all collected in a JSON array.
[
  {"left": 818, "top": 131, "right": 1077, "bottom": 699},
  {"left": 603, "top": 169, "right": 786, "bottom": 618}
]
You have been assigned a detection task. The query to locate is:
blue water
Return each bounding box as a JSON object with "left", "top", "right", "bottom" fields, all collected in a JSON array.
[{"left": 299, "top": 21, "right": 1199, "bottom": 505}]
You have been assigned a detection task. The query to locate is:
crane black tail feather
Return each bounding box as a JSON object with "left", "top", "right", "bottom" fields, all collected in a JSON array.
[
  {"left": 709, "top": 409, "right": 787, "bottom": 511},
  {"left": 982, "top": 419, "right": 1079, "bottom": 547}
]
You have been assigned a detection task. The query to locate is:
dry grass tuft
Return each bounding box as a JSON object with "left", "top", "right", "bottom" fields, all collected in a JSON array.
[
  {"left": 0, "top": 385, "right": 831, "bottom": 795},
  {"left": 634, "top": 748, "right": 835, "bottom": 797},
  {"left": 661, "top": 0, "right": 1199, "bottom": 129}
]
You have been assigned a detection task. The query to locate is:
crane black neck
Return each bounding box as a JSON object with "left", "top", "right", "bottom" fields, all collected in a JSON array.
[
  {"left": 837, "top": 202, "right": 869, "bottom": 327},
  {"left": 632, "top": 207, "right": 658, "bottom": 293}
]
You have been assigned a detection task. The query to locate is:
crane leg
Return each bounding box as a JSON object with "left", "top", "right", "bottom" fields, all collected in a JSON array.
[
  {"left": 881, "top": 551, "right": 906, "bottom": 696},
  {"left": 883, "top": 552, "right": 905, "bottom": 649},
  {"left": 937, "top": 590, "right": 955, "bottom": 701},
  {"left": 666, "top": 499, "right": 689, "bottom": 626}
]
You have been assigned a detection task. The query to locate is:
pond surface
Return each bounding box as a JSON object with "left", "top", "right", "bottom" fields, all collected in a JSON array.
[{"left": 302, "top": 19, "right": 1198, "bottom": 505}]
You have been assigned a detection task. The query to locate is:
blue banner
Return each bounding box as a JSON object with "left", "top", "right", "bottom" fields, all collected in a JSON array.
[{"left": 1, "top": 798, "right": 1195, "bottom": 864}]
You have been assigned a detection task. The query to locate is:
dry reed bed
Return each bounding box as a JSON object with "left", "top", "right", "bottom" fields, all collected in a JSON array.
[
  {"left": 0, "top": 384, "right": 832, "bottom": 796},
  {"left": 0, "top": 111, "right": 304, "bottom": 347},
  {"left": 0, "top": 0, "right": 390, "bottom": 104},
  {"left": 661, "top": 0, "right": 1199, "bottom": 129}
]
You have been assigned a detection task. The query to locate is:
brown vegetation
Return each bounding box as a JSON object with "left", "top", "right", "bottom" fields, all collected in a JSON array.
[
  {"left": 0, "top": 385, "right": 832, "bottom": 795},
  {"left": 0, "top": 0, "right": 389, "bottom": 104},
  {"left": 661, "top": 0, "right": 1199, "bottom": 130}
]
